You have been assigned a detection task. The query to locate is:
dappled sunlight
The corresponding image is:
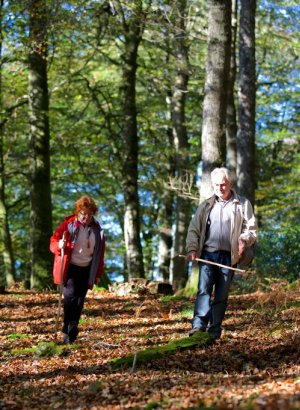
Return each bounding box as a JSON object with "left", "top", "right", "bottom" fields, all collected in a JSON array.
[{"left": 0, "top": 285, "right": 299, "bottom": 409}]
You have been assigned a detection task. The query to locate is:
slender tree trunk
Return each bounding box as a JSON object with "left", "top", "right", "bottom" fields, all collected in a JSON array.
[
  {"left": 0, "top": 0, "right": 15, "bottom": 288},
  {"left": 226, "top": 0, "right": 238, "bottom": 176},
  {"left": 237, "top": 0, "right": 256, "bottom": 205},
  {"left": 28, "top": 0, "right": 53, "bottom": 289},
  {"left": 119, "top": 3, "right": 145, "bottom": 279},
  {"left": 200, "top": 0, "right": 232, "bottom": 200},
  {"left": 158, "top": 41, "right": 175, "bottom": 283},
  {"left": 171, "top": 0, "right": 190, "bottom": 291},
  {"left": 0, "top": 136, "right": 16, "bottom": 289},
  {"left": 158, "top": 124, "right": 173, "bottom": 283}
]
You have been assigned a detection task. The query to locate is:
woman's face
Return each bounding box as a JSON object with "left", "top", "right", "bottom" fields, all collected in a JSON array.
[{"left": 77, "top": 209, "right": 93, "bottom": 225}]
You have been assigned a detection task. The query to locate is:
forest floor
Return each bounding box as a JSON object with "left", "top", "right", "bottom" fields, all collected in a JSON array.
[{"left": 0, "top": 279, "right": 299, "bottom": 410}]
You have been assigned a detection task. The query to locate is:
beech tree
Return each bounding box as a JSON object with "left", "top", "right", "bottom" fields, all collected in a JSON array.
[
  {"left": 0, "top": 0, "right": 15, "bottom": 288},
  {"left": 200, "top": 0, "right": 231, "bottom": 200},
  {"left": 237, "top": 0, "right": 256, "bottom": 204},
  {"left": 171, "top": 0, "right": 191, "bottom": 290},
  {"left": 114, "top": 1, "right": 148, "bottom": 279},
  {"left": 28, "top": 0, "right": 53, "bottom": 289},
  {"left": 226, "top": 0, "right": 238, "bottom": 176}
]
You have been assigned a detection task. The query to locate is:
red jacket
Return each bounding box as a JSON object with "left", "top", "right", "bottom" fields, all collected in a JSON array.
[{"left": 49, "top": 215, "right": 105, "bottom": 288}]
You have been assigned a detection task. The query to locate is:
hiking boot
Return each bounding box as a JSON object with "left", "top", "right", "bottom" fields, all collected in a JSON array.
[
  {"left": 208, "top": 332, "right": 221, "bottom": 341},
  {"left": 62, "top": 333, "right": 70, "bottom": 344},
  {"left": 68, "top": 322, "right": 79, "bottom": 343},
  {"left": 188, "top": 327, "right": 206, "bottom": 337}
]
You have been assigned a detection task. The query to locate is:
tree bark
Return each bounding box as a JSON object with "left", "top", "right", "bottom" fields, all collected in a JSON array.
[
  {"left": 0, "top": 0, "right": 16, "bottom": 288},
  {"left": 118, "top": 2, "right": 145, "bottom": 279},
  {"left": 200, "top": 0, "right": 232, "bottom": 201},
  {"left": 237, "top": 0, "right": 256, "bottom": 205},
  {"left": 226, "top": 0, "right": 238, "bottom": 176},
  {"left": 28, "top": 0, "right": 53, "bottom": 289},
  {"left": 171, "top": 0, "right": 190, "bottom": 291},
  {"left": 158, "top": 183, "right": 173, "bottom": 282}
]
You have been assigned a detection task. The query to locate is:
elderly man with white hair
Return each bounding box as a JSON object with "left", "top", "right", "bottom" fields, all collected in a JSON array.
[{"left": 186, "top": 167, "right": 257, "bottom": 339}]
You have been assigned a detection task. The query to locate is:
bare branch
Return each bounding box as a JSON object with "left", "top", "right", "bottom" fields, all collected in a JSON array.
[{"left": 165, "top": 172, "right": 199, "bottom": 202}]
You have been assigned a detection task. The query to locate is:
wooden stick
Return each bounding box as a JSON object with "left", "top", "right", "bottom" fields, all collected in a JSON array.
[
  {"left": 54, "top": 231, "right": 66, "bottom": 338},
  {"left": 178, "top": 254, "right": 246, "bottom": 273}
]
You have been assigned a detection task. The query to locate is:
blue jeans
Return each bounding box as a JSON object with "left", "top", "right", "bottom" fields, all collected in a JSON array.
[{"left": 192, "top": 250, "right": 234, "bottom": 338}]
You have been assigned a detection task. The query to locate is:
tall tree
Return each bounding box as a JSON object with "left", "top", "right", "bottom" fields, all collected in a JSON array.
[
  {"left": 171, "top": 0, "right": 191, "bottom": 291},
  {"left": 28, "top": 0, "right": 53, "bottom": 289},
  {"left": 200, "top": 0, "right": 232, "bottom": 200},
  {"left": 226, "top": 0, "right": 238, "bottom": 176},
  {"left": 237, "top": 0, "right": 256, "bottom": 204},
  {"left": 115, "top": 1, "right": 146, "bottom": 279},
  {"left": 158, "top": 87, "right": 174, "bottom": 283},
  {"left": 0, "top": 0, "right": 16, "bottom": 289}
]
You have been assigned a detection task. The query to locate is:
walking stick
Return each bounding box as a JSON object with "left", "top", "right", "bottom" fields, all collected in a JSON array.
[
  {"left": 178, "top": 254, "right": 246, "bottom": 273},
  {"left": 54, "top": 231, "right": 66, "bottom": 339}
]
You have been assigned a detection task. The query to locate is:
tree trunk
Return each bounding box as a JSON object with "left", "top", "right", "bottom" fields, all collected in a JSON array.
[
  {"left": 226, "top": 0, "right": 238, "bottom": 177},
  {"left": 237, "top": 0, "right": 256, "bottom": 205},
  {"left": 200, "top": 0, "right": 232, "bottom": 201},
  {"left": 169, "top": 0, "right": 191, "bottom": 291},
  {"left": 158, "top": 39, "right": 175, "bottom": 283},
  {"left": 119, "top": 3, "right": 145, "bottom": 279},
  {"left": 0, "top": 0, "right": 16, "bottom": 288},
  {"left": 0, "top": 137, "right": 16, "bottom": 288},
  {"left": 158, "top": 186, "right": 173, "bottom": 283},
  {"left": 28, "top": 0, "right": 53, "bottom": 289}
]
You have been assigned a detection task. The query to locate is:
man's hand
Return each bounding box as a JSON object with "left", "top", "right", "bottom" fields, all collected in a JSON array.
[
  {"left": 238, "top": 238, "right": 246, "bottom": 256},
  {"left": 188, "top": 251, "right": 197, "bottom": 261}
]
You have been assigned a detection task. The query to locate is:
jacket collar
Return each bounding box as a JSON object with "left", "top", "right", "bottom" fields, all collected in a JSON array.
[{"left": 206, "top": 190, "right": 241, "bottom": 206}]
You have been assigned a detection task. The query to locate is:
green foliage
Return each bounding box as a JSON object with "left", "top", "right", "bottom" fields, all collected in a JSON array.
[
  {"left": 1, "top": 0, "right": 299, "bottom": 288},
  {"left": 255, "top": 224, "right": 300, "bottom": 282}
]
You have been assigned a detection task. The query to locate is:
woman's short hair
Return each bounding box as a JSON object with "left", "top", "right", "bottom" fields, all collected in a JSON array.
[
  {"left": 75, "top": 195, "right": 98, "bottom": 215},
  {"left": 211, "top": 167, "right": 235, "bottom": 184}
]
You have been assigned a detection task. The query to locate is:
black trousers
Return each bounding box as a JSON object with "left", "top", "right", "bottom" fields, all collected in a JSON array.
[{"left": 63, "top": 263, "right": 90, "bottom": 332}]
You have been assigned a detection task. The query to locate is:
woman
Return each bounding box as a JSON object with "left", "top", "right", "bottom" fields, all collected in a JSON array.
[{"left": 50, "top": 195, "right": 105, "bottom": 344}]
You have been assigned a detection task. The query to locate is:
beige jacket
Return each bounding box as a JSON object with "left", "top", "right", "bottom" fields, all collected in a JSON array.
[{"left": 185, "top": 192, "right": 258, "bottom": 266}]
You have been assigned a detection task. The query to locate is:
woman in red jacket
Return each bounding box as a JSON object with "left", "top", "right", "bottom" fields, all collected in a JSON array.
[{"left": 50, "top": 195, "right": 105, "bottom": 344}]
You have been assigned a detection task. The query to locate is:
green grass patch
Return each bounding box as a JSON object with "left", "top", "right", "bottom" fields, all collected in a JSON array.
[
  {"left": 110, "top": 332, "right": 213, "bottom": 369},
  {"left": 7, "top": 294, "right": 24, "bottom": 299},
  {"left": 278, "top": 300, "right": 300, "bottom": 311},
  {"left": 10, "top": 341, "right": 77, "bottom": 357},
  {"left": 174, "top": 308, "right": 193, "bottom": 318},
  {"left": 7, "top": 333, "right": 28, "bottom": 340},
  {"left": 145, "top": 402, "right": 161, "bottom": 410},
  {"left": 159, "top": 295, "right": 189, "bottom": 303}
]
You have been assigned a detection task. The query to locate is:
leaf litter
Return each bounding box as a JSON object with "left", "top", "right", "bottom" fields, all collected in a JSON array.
[{"left": 0, "top": 282, "right": 299, "bottom": 409}]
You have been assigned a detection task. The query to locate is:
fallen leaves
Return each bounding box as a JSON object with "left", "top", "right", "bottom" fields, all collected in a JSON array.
[{"left": 0, "top": 283, "right": 299, "bottom": 409}]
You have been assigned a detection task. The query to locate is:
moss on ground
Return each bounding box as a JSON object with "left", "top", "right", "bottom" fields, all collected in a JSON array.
[{"left": 110, "top": 331, "right": 213, "bottom": 369}]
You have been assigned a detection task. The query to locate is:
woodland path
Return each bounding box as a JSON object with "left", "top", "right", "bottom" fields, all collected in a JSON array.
[{"left": 0, "top": 282, "right": 299, "bottom": 409}]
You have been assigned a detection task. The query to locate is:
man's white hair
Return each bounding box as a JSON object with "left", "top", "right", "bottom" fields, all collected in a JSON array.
[{"left": 211, "top": 167, "right": 235, "bottom": 184}]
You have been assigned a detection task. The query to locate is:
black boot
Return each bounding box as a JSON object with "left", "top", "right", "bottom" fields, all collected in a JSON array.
[{"left": 68, "top": 321, "right": 79, "bottom": 343}]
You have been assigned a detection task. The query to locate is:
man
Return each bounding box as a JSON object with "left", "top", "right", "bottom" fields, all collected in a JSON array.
[{"left": 186, "top": 167, "right": 257, "bottom": 339}]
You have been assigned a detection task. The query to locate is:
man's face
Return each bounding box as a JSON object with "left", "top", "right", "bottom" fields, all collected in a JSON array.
[{"left": 212, "top": 172, "right": 232, "bottom": 201}]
